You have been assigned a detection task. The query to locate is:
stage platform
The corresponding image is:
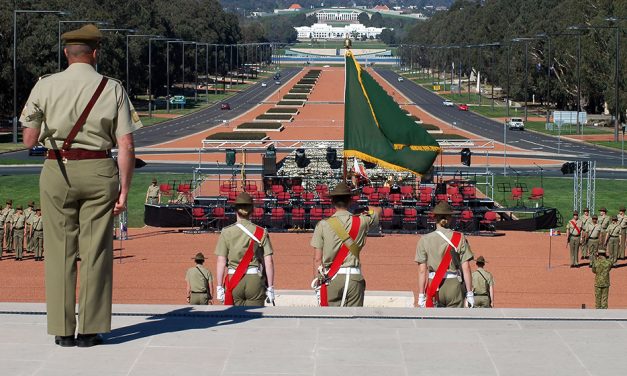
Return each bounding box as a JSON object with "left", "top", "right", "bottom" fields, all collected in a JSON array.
[{"left": 2, "top": 303, "right": 627, "bottom": 375}]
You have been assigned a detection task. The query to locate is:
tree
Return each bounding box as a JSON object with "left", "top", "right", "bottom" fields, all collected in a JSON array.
[
  {"left": 370, "top": 12, "right": 384, "bottom": 28},
  {"left": 379, "top": 29, "right": 396, "bottom": 45},
  {"left": 358, "top": 12, "right": 371, "bottom": 26}
]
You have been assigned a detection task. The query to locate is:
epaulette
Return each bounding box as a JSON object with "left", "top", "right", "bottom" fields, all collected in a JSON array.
[
  {"left": 38, "top": 74, "right": 53, "bottom": 81},
  {"left": 104, "top": 76, "right": 123, "bottom": 85}
]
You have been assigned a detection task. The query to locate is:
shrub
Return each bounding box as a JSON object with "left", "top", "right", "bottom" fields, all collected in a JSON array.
[
  {"left": 256, "top": 114, "right": 293, "bottom": 120},
  {"left": 419, "top": 123, "right": 440, "bottom": 131},
  {"left": 277, "top": 101, "right": 305, "bottom": 106},
  {"left": 436, "top": 134, "right": 468, "bottom": 140},
  {"left": 236, "top": 123, "right": 284, "bottom": 131},
  {"left": 205, "top": 132, "right": 268, "bottom": 140},
  {"left": 267, "top": 107, "right": 299, "bottom": 114},
  {"left": 283, "top": 94, "right": 308, "bottom": 100}
]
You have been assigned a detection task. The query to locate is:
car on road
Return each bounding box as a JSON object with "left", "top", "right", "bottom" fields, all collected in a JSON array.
[
  {"left": 220, "top": 103, "right": 231, "bottom": 110},
  {"left": 28, "top": 145, "right": 47, "bottom": 156},
  {"left": 458, "top": 104, "right": 469, "bottom": 111},
  {"left": 506, "top": 117, "right": 525, "bottom": 130},
  {"left": 261, "top": 82, "right": 267, "bottom": 87},
  {"left": 397, "top": 76, "right": 404, "bottom": 82},
  {"left": 275, "top": 80, "right": 281, "bottom": 85},
  {"left": 443, "top": 100, "right": 454, "bottom": 107}
]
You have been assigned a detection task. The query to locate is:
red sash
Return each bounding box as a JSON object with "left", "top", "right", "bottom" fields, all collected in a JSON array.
[
  {"left": 224, "top": 226, "right": 265, "bottom": 305},
  {"left": 570, "top": 220, "right": 581, "bottom": 235},
  {"left": 320, "top": 216, "right": 361, "bottom": 307},
  {"left": 426, "top": 231, "right": 462, "bottom": 308}
]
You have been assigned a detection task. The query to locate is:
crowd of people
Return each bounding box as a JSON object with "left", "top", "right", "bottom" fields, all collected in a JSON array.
[{"left": 0, "top": 199, "right": 44, "bottom": 261}]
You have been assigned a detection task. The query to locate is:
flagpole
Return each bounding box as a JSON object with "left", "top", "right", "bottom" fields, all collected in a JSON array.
[{"left": 343, "top": 34, "right": 351, "bottom": 184}]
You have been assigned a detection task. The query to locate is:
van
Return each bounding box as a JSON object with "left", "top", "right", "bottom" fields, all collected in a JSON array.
[{"left": 507, "top": 117, "right": 525, "bottom": 130}]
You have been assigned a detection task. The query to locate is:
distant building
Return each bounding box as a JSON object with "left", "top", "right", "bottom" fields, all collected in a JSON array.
[
  {"left": 274, "top": 3, "right": 304, "bottom": 14},
  {"left": 295, "top": 23, "right": 387, "bottom": 40},
  {"left": 315, "top": 8, "right": 361, "bottom": 22},
  {"left": 373, "top": 5, "right": 390, "bottom": 11},
  {"left": 289, "top": 4, "right": 302, "bottom": 10}
]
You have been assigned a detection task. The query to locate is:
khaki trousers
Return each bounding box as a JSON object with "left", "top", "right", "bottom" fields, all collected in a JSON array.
[
  {"left": 13, "top": 229, "right": 24, "bottom": 259},
  {"left": 620, "top": 229, "right": 626, "bottom": 259},
  {"left": 33, "top": 231, "right": 44, "bottom": 259},
  {"left": 568, "top": 237, "right": 581, "bottom": 266},
  {"left": 474, "top": 295, "right": 491, "bottom": 308},
  {"left": 433, "top": 278, "right": 464, "bottom": 308},
  {"left": 41, "top": 159, "right": 118, "bottom": 336},
  {"left": 231, "top": 274, "right": 266, "bottom": 306},
  {"left": 607, "top": 238, "right": 620, "bottom": 264},
  {"left": 0, "top": 226, "right": 4, "bottom": 254},
  {"left": 189, "top": 292, "right": 209, "bottom": 305},
  {"left": 595, "top": 286, "right": 609, "bottom": 309},
  {"left": 5, "top": 225, "right": 13, "bottom": 251},
  {"left": 327, "top": 273, "right": 366, "bottom": 307},
  {"left": 587, "top": 239, "right": 599, "bottom": 266}
]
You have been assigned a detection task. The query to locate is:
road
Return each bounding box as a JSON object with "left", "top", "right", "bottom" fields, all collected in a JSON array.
[{"left": 376, "top": 69, "right": 624, "bottom": 168}]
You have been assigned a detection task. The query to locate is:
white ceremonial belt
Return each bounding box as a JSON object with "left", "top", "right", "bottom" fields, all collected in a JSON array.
[
  {"left": 337, "top": 267, "right": 361, "bottom": 275},
  {"left": 428, "top": 271, "right": 459, "bottom": 279},
  {"left": 227, "top": 267, "right": 259, "bottom": 275}
]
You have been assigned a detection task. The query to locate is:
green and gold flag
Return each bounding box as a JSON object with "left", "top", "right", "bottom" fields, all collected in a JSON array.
[{"left": 343, "top": 51, "right": 440, "bottom": 175}]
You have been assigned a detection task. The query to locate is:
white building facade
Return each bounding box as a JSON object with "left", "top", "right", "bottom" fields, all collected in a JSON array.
[
  {"left": 295, "top": 23, "right": 386, "bottom": 40},
  {"left": 315, "top": 9, "right": 361, "bottom": 22}
]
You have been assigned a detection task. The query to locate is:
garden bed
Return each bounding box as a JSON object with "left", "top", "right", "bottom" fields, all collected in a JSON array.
[
  {"left": 277, "top": 100, "right": 305, "bottom": 106},
  {"left": 205, "top": 131, "right": 269, "bottom": 140},
  {"left": 267, "top": 107, "right": 300, "bottom": 114},
  {"left": 236, "top": 123, "right": 284, "bottom": 132},
  {"left": 256, "top": 114, "right": 294, "bottom": 121},
  {"left": 282, "top": 94, "right": 308, "bottom": 100}
]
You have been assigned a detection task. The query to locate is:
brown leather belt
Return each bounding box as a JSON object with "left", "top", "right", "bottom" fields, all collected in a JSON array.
[{"left": 47, "top": 149, "right": 111, "bottom": 161}]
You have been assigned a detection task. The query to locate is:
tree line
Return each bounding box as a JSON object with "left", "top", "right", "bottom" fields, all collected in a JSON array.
[{"left": 404, "top": 0, "right": 626, "bottom": 122}]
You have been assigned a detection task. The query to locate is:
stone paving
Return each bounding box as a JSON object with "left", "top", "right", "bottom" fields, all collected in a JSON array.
[{"left": 2, "top": 303, "right": 627, "bottom": 375}]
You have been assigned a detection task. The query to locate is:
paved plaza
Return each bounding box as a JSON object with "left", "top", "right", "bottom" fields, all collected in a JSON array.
[{"left": 2, "top": 302, "right": 627, "bottom": 375}]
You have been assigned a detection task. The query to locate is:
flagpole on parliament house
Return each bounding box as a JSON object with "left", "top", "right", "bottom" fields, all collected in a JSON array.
[{"left": 342, "top": 34, "right": 352, "bottom": 183}]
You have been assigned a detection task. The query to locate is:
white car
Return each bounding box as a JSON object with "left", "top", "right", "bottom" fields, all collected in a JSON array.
[
  {"left": 443, "top": 100, "right": 454, "bottom": 107},
  {"left": 397, "top": 76, "right": 404, "bottom": 82},
  {"left": 507, "top": 117, "right": 525, "bottom": 130},
  {"left": 261, "top": 82, "right": 267, "bottom": 87}
]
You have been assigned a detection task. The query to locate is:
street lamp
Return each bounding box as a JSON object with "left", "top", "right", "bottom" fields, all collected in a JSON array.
[
  {"left": 165, "top": 40, "right": 196, "bottom": 113},
  {"left": 97, "top": 28, "right": 136, "bottom": 74},
  {"left": 148, "top": 37, "right": 178, "bottom": 118},
  {"left": 13, "top": 9, "right": 68, "bottom": 144},
  {"left": 126, "top": 34, "right": 162, "bottom": 94},
  {"left": 605, "top": 17, "right": 625, "bottom": 143},
  {"left": 58, "top": 20, "right": 108, "bottom": 71},
  {"left": 512, "top": 37, "right": 538, "bottom": 122}
]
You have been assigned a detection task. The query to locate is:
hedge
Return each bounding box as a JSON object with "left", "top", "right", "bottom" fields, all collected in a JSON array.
[
  {"left": 408, "top": 115, "right": 421, "bottom": 122},
  {"left": 277, "top": 100, "right": 305, "bottom": 106},
  {"left": 256, "top": 114, "right": 294, "bottom": 120},
  {"left": 267, "top": 107, "right": 299, "bottom": 114},
  {"left": 205, "top": 132, "right": 268, "bottom": 140},
  {"left": 419, "top": 123, "right": 440, "bottom": 131},
  {"left": 236, "top": 123, "right": 284, "bottom": 131},
  {"left": 436, "top": 134, "right": 468, "bottom": 140},
  {"left": 293, "top": 84, "right": 314, "bottom": 89},
  {"left": 283, "top": 94, "right": 308, "bottom": 100},
  {"left": 289, "top": 88, "right": 311, "bottom": 94}
]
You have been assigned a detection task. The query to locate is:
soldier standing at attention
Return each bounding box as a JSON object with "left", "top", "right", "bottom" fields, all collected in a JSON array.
[
  {"left": 21, "top": 24, "right": 141, "bottom": 347},
  {"left": 23, "top": 201, "right": 35, "bottom": 254},
  {"left": 585, "top": 215, "right": 602, "bottom": 267},
  {"left": 185, "top": 252, "right": 213, "bottom": 305},
  {"left": 416, "top": 202, "right": 474, "bottom": 308},
  {"left": 605, "top": 216, "right": 621, "bottom": 265},
  {"left": 591, "top": 248, "right": 612, "bottom": 309},
  {"left": 3, "top": 199, "right": 15, "bottom": 254},
  {"left": 580, "top": 208, "right": 591, "bottom": 259},
  {"left": 566, "top": 211, "right": 583, "bottom": 268},
  {"left": 145, "top": 178, "right": 161, "bottom": 204},
  {"left": 215, "top": 193, "right": 275, "bottom": 306},
  {"left": 0, "top": 200, "right": 9, "bottom": 257},
  {"left": 618, "top": 207, "right": 627, "bottom": 260},
  {"left": 471, "top": 256, "right": 494, "bottom": 308},
  {"left": 598, "top": 207, "right": 610, "bottom": 246},
  {"left": 31, "top": 208, "right": 44, "bottom": 261},
  {"left": 11, "top": 205, "right": 26, "bottom": 261},
  {"left": 311, "top": 183, "right": 380, "bottom": 307}
]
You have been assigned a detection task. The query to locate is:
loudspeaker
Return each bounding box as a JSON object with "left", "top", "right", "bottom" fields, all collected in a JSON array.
[
  {"left": 295, "top": 148, "right": 310, "bottom": 168},
  {"left": 460, "top": 148, "right": 472, "bottom": 166},
  {"left": 326, "top": 147, "right": 342, "bottom": 169},
  {"left": 435, "top": 182, "right": 447, "bottom": 195},
  {"left": 262, "top": 155, "right": 277, "bottom": 176},
  {"left": 225, "top": 149, "right": 236, "bottom": 166},
  {"left": 561, "top": 162, "right": 575, "bottom": 175},
  {"left": 266, "top": 145, "right": 276, "bottom": 158}
]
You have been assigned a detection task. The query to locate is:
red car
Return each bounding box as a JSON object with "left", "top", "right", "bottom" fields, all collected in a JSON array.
[
  {"left": 458, "top": 104, "right": 469, "bottom": 111},
  {"left": 220, "top": 103, "right": 231, "bottom": 110}
]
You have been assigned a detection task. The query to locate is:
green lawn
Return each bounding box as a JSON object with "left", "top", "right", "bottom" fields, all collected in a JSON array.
[
  {"left": 0, "top": 158, "right": 43, "bottom": 165},
  {"left": 0, "top": 172, "right": 193, "bottom": 228},
  {"left": 493, "top": 176, "right": 627, "bottom": 229},
  {"left": 591, "top": 141, "right": 627, "bottom": 151},
  {"left": 525, "top": 121, "right": 614, "bottom": 136},
  {"left": 296, "top": 41, "right": 391, "bottom": 49}
]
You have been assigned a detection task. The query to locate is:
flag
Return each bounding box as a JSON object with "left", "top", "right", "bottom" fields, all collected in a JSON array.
[
  {"left": 353, "top": 157, "right": 368, "bottom": 179},
  {"left": 343, "top": 51, "right": 440, "bottom": 175}
]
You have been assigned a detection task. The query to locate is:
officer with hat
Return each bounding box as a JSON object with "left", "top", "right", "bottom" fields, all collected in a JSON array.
[
  {"left": 31, "top": 208, "right": 45, "bottom": 261},
  {"left": 2, "top": 199, "right": 15, "bottom": 254},
  {"left": 20, "top": 23, "right": 142, "bottom": 347},
  {"left": 11, "top": 205, "right": 26, "bottom": 261},
  {"left": 24, "top": 200, "right": 36, "bottom": 254},
  {"left": 585, "top": 215, "right": 602, "bottom": 266},
  {"left": 145, "top": 178, "right": 161, "bottom": 204},
  {"left": 0, "top": 199, "right": 14, "bottom": 256},
  {"left": 580, "top": 208, "right": 591, "bottom": 259},
  {"left": 605, "top": 216, "right": 621, "bottom": 265},
  {"left": 591, "top": 248, "right": 612, "bottom": 309},
  {"left": 618, "top": 206, "right": 627, "bottom": 260},
  {"left": 471, "top": 256, "right": 494, "bottom": 308},
  {"left": 566, "top": 210, "right": 583, "bottom": 267},
  {"left": 310, "top": 182, "right": 380, "bottom": 307},
  {"left": 215, "top": 192, "right": 275, "bottom": 306},
  {"left": 598, "top": 207, "right": 610, "bottom": 245},
  {"left": 416, "top": 202, "right": 474, "bottom": 308},
  {"left": 185, "top": 252, "right": 213, "bottom": 305}
]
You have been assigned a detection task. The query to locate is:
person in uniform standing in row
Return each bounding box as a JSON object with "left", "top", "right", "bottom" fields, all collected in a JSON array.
[
  {"left": 585, "top": 215, "right": 602, "bottom": 267},
  {"left": 566, "top": 211, "right": 583, "bottom": 268},
  {"left": 215, "top": 192, "right": 275, "bottom": 306},
  {"left": 618, "top": 207, "right": 627, "bottom": 260},
  {"left": 598, "top": 207, "right": 610, "bottom": 246},
  {"left": 311, "top": 183, "right": 380, "bottom": 307},
  {"left": 471, "top": 256, "right": 494, "bottom": 308},
  {"left": 186, "top": 252, "right": 213, "bottom": 305},
  {"left": 0, "top": 200, "right": 9, "bottom": 256},
  {"left": 145, "top": 178, "right": 161, "bottom": 204},
  {"left": 416, "top": 202, "right": 474, "bottom": 308},
  {"left": 580, "top": 208, "right": 591, "bottom": 259},
  {"left": 23, "top": 201, "right": 36, "bottom": 254},
  {"left": 3, "top": 199, "right": 15, "bottom": 254},
  {"left": 31, "top": 208, "right": 44, "bottom": 261},
  {"left": 591, "top": 248, "right": 612, "bottom": 309},
  {"left": 11, "top": 205, "right": 26, "bottom": 261},
  {"left": 21, "top": 24, "right": 141, "bottom": 347},
  {"left": 605, "top": 216, "right": 621, "bottom": 265}
]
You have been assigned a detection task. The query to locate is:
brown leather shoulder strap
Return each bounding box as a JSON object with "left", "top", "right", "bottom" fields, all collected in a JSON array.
[{"left": 62, "top": 77, "right": 109, "bottom": 151}]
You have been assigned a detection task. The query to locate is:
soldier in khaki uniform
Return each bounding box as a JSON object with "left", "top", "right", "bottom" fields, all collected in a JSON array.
[
  {"left": 215, "top": 193, "right": 275, "bottom": 306},
  {"left": 0, "top": 200, "right": 10, "bottom": 256},
  {"left": 605, "top": 216, "right": 621, "bottom": 265},
  {"left": 416, "top": 202, "right": 474, "bottom": 308},
  {"left": 11, "top": 206, "right": 26, "bottom": 261},
  {"left": 311, "top": 183, "right": 379, "bottom": 307},
  {"left": 31, "top": 208, "right": 44, "bottom": 261},
  {"left": 186, "top": 252, "right": 213, "bottom": 305},
  {"left": 21, "top": 24, "right": 141, "bottom": 347},
  {"left": 618, "top": 207, "right": 627, "bottom": 260},
  {"left": 585, "top": 215, "right": 602, "bottom": 267},
  {"left": 2, "top": 199, "right": 15, "bottom": 253},
  {"left": 591, "top": 248, "right": 612, "bottom": 309},
  {"left": 23, "top": 201, "right": 35, "bottom": 254},
  {"left": 598, "top": 207, "right": 610, "bottom": 245},
  {"left": 566, "top": 211, "right": 583, "bottom": 268},
  {"left": 145, "top": 178, "right": 161, "bottom": 204},
  {"left": 580, "top": 208, "right": 591, "bottom": 259},
  {"left": 471, "top": 256, "right": 494, "bottom": 308}
]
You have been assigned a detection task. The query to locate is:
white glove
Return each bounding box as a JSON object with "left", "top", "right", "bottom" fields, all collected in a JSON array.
[
  {"left": 216, "top": 286, "right": 225, "bottom": 302},
  {"left": 417, "top": 293, "right": 426, "bottom": 308},
  {"left": 266, "top": 286, "right": 275, "bottom": 303},
  {"left": 315, "top": 288, "right": 321, "bottom": 305},
  {"left": 466, "top": 291, "right": 475, "bottom": 308}
]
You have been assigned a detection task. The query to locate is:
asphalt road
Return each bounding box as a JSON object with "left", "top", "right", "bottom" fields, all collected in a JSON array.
[{"left": 376, "top": 69, "right": 624, "bottom": 167}]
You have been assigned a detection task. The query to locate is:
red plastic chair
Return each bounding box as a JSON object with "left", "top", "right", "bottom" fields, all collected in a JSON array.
[
  {"left": 389, "top": 193, "right": 402, "bottom": 206},
  {"left": 251, "top": 207, "right": 265, "bottom": 225},
  {"left": 192, "top": 207, "right": 207, "bottom": 228},
  {"left": 253, "top": 190, "right": 266, "bottom": 205},
  {"left": 400, "top": 185, "right": 414, "bottom": 199},
  {"left": 462, "top": 186, "right": 477, "bottom": 199},
  {"left": 227, "top": 191, "right": 238, "bottom": 205},
  {"left": 244, "top": 182, "right": 258, "bottom": 193},
  {"left": 291, "top": 185, "right": 304, "bottom": 198},
  {"left": 160, "top": 184, "right": 173, "bottom": 196},
  {"left": 277, "top": 192, "right": 291, "bottom": 205},
  {"left": 309, "top": 207, "right": 324, "bottom": 228},
  {"left": 480, "top": 211, "right": 497, "bottom": 227},
  {"left": 402, "top": 208, "right": 418, "bottom": 231},
  {"left": 315, "top": 184, "right": 328, "bottom": 196},
  {"left": 271, "top": 207, "right": 286, "bottom": 229},
  {"left": 450, "top": 193, "right": 464, "bottom": 208},
  {"left": 417, "top": 192, "right": 432, "bottom": 208},
  {"left": 271, "top": 185, "right": 284, "bottom": 195},
  {"left": 362, "top": 186, "right": 375, "bottom": 196},
  {"left": 368, "top": 193, "right": 382, "bottom": 206},
  {"left": 212, "top": 207, "right": 227, "bottom": 229},
  {"left": 529, "top": 187, "right": 544, "bottom": 201},
  {"left": 511, "top": 187, "right": 523, "bottom": 200},
  {"left": 458, "top": 210, "right": 475, "bottom": 232},
  {"left": 319, "top": 193, "right": 331, "bottom": 206},
  {"left": 377, "top": 186, "right": 390, "bottom": 198},
  {"left": 177, "top": 183, "right": 191, "bottom": 193},
  {"left": 292, "top": 207, "right": 306, "bottom": 229},
  {"left": 435, "top": 193, "right": 448, "bottom": 203},
  {"left": 323, "top": 207, "right": 336, "bottom": 218},
  {"left": 419, "top": 186, "right": 433, "bottom": 196},
  {"left": 380, "top": 207, "right": 394, "bottom": 230},
  {"left": 447, "top": 186, "right": 459, "bottom": 196},
  {"left": 303, "top": 192, "right": 316, "bottom": 206},
  {"left": 219, "top": 182, "right": 233, "bottom": 195}
]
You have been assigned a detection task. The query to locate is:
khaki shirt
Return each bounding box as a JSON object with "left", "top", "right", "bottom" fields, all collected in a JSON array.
[
  {"left": 24, "top": 207, "right": 35, "bottom": 226},
  {"left": 215, "top": 219, "right": 274, "bottom": 269},
  {"left": 606, "top": 223, "right": 621, "bottom": 238},
  {"left": 619, "top": 213, "right": 627, "bottom": 230},
  {"left": 581, "top": 214, "right": 591, "bottom": 229},
  {"left": 185, "top": 265, "right": 212, "bottom": 293},
  {"left": 310, "top": 210, "right": 377, "bottom": 268},
  {"left": 0, "top": 207, "right": 8, "bottom": 225},
  {"left": 415, "top": 225, "right": 473, "bottom": 272},
  {"left": 599, "top": 214, "right": 610, "bottom": 231},
  {"left": 586, "top": 223, "right": 601, "bottom": 239},
  {"left": 20, "top": 63, "right": 142, "bottom": 150},
  {"left": 12, "top": 213, "right": 25, "bottom": 229},
  {"left": 147, "top": 184, "right": 160, "bottom": 198},
  {"left": 32, "top": 215, "right": 43, "bottom": 231},
  {"left": 566, "top": 218, "right": 583, "bottom": 236},
  {"left": 472, "top": 268, "right": 494, "bottom": 295}
]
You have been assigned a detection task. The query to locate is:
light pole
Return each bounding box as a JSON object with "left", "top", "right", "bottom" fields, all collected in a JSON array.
[
  {"left": 126, "top": 34, "right": 161, "bottom": 95},
  {"left": 13, "top": 9, "right": 67, "bottom": 144},
  {"left": 512, "top": 37, "right": 540, "bottom": 122},
  {"left": 605, "top": 17, "right": 625, "bottom": 143},
  {"left": 148, "top": 37, "right": 175, "bottom": 118},
  {"left": 58, "top": 20, "right": 107, "bottom": 71},
  {"left": 166, "top": 40, "right": 195, "bottom": 112},
  {"left": 97, "top": 28, "right": 136, "bottom": 73}
]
